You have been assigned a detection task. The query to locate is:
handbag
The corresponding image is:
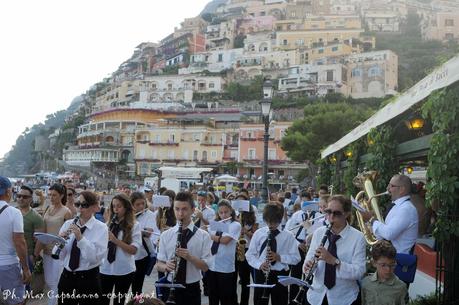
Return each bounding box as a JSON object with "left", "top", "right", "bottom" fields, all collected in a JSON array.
[{"left": 395, "top": 253, "right": 417, "bottom": 283}]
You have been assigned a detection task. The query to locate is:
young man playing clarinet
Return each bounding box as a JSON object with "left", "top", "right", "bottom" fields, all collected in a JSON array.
[
  {"left": 246, "top": 203, "right": 300, "bottom": 305},
  {"left": 155, "top": 191, "right": 212, "bottom": 305},
  {"left": 303, "top": 195, "right": 366, "bottom": 305}
]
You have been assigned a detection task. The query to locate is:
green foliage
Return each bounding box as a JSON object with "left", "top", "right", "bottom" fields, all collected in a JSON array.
[
  {"left": 281, "top": 103, "right": 374, "bottom": 162},
  {"left": 421, "top": 85, "right": 459, "bottom": 242},
  {"left": 408, "top": 293, "right": 437, "bottom": 305},
  {"left": 162, "top": 65, "right": 179, "bottom": 75},
  {"left": 225, "top": 76, "right": 263, "bottom": 101},
  {"left": 374, "top": 12, "right": 459, "bottom": 91},
  {"left": 343, "top": 140, "right": 365, "bottom": 196},
  {"left": 317, "top": 158, "right": 332, "bottom": 187},
  {"left": 366, "top": 126, "right": 398, "bottom": 195},
  {"left": 234, "top": 34, "right": 246, "bottom": 49}
]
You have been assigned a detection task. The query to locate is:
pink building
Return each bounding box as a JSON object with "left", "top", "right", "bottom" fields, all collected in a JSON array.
[
  {"left": 238, "top": 122, "right": 307, "bottom": 181},
  {"left": 238, "top": 16, "right": 276, "bottom": 35}
]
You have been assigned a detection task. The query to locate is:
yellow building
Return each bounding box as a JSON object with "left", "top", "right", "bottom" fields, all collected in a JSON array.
[{"left": 276, "top": 28, "right": 364, "bottom": 50}]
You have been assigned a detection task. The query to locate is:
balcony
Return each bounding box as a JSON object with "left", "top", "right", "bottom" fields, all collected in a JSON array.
[{"left": 148, "top": 141, "right": 179, "bottom": 146}]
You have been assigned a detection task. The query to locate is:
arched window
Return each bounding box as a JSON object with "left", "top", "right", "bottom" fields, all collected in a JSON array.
[
  {"left": 351, "top": 68, "right": 362, "bottom": 77},
  {"left": 368, "top": 65, "right": 382, "bottom": 77}
]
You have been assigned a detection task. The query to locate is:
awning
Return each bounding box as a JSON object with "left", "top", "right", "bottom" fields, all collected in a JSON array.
[{"left": 321, "top": 54, "right": 459, "bottom": 159}]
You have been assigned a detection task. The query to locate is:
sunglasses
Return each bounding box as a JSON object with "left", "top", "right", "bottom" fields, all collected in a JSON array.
[
  {"left": 324, "top": 209, "right": 344, "bottom": 217},
  {"left": 197, "top": 191, "right": 207, "bottom": 196},
  {"left": 75, "top": 202, "right": 91, "bottom": 209},
  {"left": 17, "top": 194, "right": 32, "bottom": 199}
]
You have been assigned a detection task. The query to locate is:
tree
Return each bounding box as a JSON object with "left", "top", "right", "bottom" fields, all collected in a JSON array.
[{"left": 281, "top": 103, "right": 374, "bottom": 162}]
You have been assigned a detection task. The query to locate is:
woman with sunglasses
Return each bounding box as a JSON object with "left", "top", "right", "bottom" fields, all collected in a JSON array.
[
  {"left": 303, "top": 195, "right": 366, "bottom": 305},
  {"left": 66, "top": 187, "right": 77, "bottom": 217},
  {"left": 56, "top": 191, "right": 109, "bottom": 305},
  {"left": 100, "top": 193, "right": 141, "bottom": 305},
  {"left": 35, "top": 183, "right": 72, "bottom": 305}
]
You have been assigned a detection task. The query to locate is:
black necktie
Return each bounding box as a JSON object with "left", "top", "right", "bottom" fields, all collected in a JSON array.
[
  {"left": 324, "top": 233, "right": 341, "bottom": 289},
  {"left": 211, "top": 231, "right": 223, "bottom": 255},
  {"left": 107, "top": 223, "right": 121, "bottom": 263},
  {"left": 175, "top": 228, "right": 190, "bottom": 284},
  {"left": 260, "top": 229, "right": 280, "bottom": 265},
  {"left": 69, "top": 226, "right": 87, "bottom": 270}
]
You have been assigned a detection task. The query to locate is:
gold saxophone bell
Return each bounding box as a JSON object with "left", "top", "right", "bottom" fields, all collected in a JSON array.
[
  {"left": 353, "top": 171, "right": 389, "bottom": 245},
  {"left": 236, "top": 237, "right": 247, "bottom": 262}
]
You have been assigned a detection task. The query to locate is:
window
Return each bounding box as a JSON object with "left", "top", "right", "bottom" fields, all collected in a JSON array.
[
  {"left": 183, "top": 150, "right": 189, "bottom": 160},
  {"left": 193, "top": 133, "right": 200, "bottom": 141},
  {"left": 368, "top": 66, "right": 382, "bottom": 77},
  {"left": 268, "top": 149, "right": 276, "bottom": 160},
  {"left": 248, "top": 149, "right": 256, "bottom": 160},
  {"left": 331, "top": 46, "right": 338, "bottom": 52},
  {"left": 218, "top": 53, "right": 223, "bottom": 62},
  {"left": 318, "top": 48, "right": 324, "bottom": 54},
  {"left": 445, "top": 19, "right": 454, "bottom": 26},
  {"left": 351, "top": 68, "right": 361, "bottom": 77},
  {"left": 155, "top": 135, "right": 161, "bottom": 143},
  {"left": 445, "top": 33, "right": 454, "bottom": 40},
  {"left": 211, "top": 151, "right": 217, "bottom": 158},
  {"left": 168, "top": 150, "right": 175, "bottom": 159},
  {"left": 209, "top": 82, "right": 215, "bottom": 89},
  {"left": 283, "top": 39, "right": 288, "bottom": 45},
  {"left": 193, "top": 150, "right": 199, "bottom": 161},
  {"left": 296, "top": 39, "right": 304, "bottom": 46},
  {"left": 167, "top": 83, "right": 173, "bottom": 91},
  {"left": 326, "top": 70, "right": 334, "bottom": 82}
]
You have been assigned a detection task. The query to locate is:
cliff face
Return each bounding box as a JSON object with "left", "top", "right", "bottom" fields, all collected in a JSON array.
[{"left": 200, "top": 0, "right": 227, "bottom": 15}]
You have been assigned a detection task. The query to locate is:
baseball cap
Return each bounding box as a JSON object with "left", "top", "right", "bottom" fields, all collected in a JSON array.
[{"left": 0, "top": 176, "right": 12, "bottom": 196}]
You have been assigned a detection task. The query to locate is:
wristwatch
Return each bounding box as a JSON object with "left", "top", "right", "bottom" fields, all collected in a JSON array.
[{"left": 334, "top": 258, "right": 341, "bottom": 266}]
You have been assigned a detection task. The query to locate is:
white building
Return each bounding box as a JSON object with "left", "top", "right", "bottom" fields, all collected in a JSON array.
[
  {"left": 278, "top": 64, "right": 349, "bottom": 96},
  {"left": 179, "top": 48, "right": 244, "bottom": 74}
]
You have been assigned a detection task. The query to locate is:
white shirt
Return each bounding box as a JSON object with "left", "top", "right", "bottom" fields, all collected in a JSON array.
[
  {"left": 285, "top": 210, "right": 309, "bottom": 242},
  {"left": 246, "top": 225, "right": 300, "bottom": 271},
  {"left": 372, "top": 195, "right": 418, "bottom": 254},
  {"left": 208, "top": 220, "right": 241, "bottom": 273},
  {"left": 157, "top": 222, "right": 212, "bottom": 284},
  {"left": 58, "top": 216, "right": 108, "bottom": 272},
  {"left": 0, "top": 201, "right": 23, "bottom": 266},
  {"left": 305, "top": 224, "right": 366, "bottom": 305},
  {"left": 100, "top": 222, "right": 142, "bottom": 275},
  {"left": 135, "top": 210, "right": 158, "bottom": 260}
]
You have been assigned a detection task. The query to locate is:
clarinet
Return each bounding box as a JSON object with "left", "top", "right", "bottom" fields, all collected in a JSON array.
[
  {"left": 166, "top": 220, "right": 183, "bottom": 305},
  {"left": 51, "top": 213, "right": 80, "bottom": 259},
  {"left": 109, "top": 214, "right": 118, "bottom": 231},
  {"left": 261, "top": 230, "right": 272, "bottom": 300},
  {"left": 290, "top": 225, "right": 331, "bottom": 305}
]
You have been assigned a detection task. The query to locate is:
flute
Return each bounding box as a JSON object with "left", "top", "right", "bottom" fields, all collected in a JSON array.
[{"left": 288, "top": 214, "right": 326, "bottom": 231}]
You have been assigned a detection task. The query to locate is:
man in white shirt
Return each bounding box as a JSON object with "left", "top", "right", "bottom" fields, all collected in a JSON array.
[
  {"left": 246, "top": 203, "right": 300, "bottom": 305},
  {"left": 156, "top": 191, "right": 212, "bottom": 305},
  {"left": 360, "top": 174, "right": 419, "bottom": 255},
  {"left": 0, "top": 176, "right": 31, "bottom": 305},
  {"left": 304, "top": 195, "right": 366, "bottom": 305},
  {"left": 57, "top": 191, "right": 108, "bottom": 305}
]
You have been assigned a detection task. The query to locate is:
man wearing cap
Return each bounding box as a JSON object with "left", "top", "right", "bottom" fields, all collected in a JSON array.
[{"left": 0, "top": 176, "right": 32, "bottom": 305}]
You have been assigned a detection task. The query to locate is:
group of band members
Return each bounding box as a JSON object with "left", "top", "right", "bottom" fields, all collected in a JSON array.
[{"left": 1, "top": 173, "right": 419, "bottom": 305}]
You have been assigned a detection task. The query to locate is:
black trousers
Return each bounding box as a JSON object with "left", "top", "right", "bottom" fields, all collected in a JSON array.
[
  {"left": 100, "top": 272, "right": 135, "bottom": 305},
  {"left": 236, "top": 253, "right": 252, "bottom": 305},
  {"left": 57, "top": 267, "right": 102, "bottom": 305},
  {"left": 289, "top": 249, "right": 306, "bottom": 303},
  {"left": 253, "top": 269, "right": 289, "bottom": 305},
  {"left": 208, "top": 270, "right": 237, "bottom": 305},
  {"left": 174, "top": 281, "right": 201, "bottom": 305},
  {"left": 321, "top": 292, "right": 360, "bottom": 305},
  {"left": 131, "top": 256, "right": 149, "bottom": 296}
]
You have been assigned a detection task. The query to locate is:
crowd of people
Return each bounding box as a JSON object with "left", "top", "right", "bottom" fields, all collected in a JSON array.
[{"left": 0, "top": 173, "right": 420, "bottom": 305}]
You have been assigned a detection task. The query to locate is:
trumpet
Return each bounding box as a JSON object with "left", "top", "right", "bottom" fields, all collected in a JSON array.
[
  {"left": 261, "top": 230, "right": 273, "bottom": 300},
  {"left": 166, "top": 220, "right": 183, "bottom": 305},
  {"left": 51, "top": 213, "right": 80, "bottom": 259}
]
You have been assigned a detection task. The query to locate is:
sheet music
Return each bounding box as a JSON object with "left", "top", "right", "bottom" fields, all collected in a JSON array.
[
  {"left": 154, "top": 283, "right": 186, "bottom": 289},
  {"left": 277, "top": 276, "right": 312, "bottom": 288},
  {"left": 247, "top": 284, "right": 276, "bottom": 288},
  {"left": 231, "top": 200, "right": 250, "bottom": 212},
  {"left": 209, "top": 220, "right": 230, "bottom": 233},
  {"left": 152, "top": 195, "right": 171, "bottom": 208},
  {"left": 351, "top": 196, "right": 367, "bottom": 212}
]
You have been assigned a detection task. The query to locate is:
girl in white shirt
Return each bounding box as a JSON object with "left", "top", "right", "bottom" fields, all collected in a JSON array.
[
  {"left": 100, "top": 193, "right": 142, "bottom": 305},
  {"left": 208, "top": 200, "right": 241, "bottom": 305},
  {"left": 131, "top": 191, "right": 159, "bottom": 296}
]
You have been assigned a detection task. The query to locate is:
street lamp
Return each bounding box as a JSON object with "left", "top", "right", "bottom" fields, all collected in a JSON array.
[{"left": 260, "top": 79, "right": 273, "bottom": 205}]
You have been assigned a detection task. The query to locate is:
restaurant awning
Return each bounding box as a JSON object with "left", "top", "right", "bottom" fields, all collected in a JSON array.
[{"left": 321, "top": 54, "right": 459, "bottom": 159}]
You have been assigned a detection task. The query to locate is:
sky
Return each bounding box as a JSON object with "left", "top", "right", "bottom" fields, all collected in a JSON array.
[{"left": 0, "top": 0, "right": 210, "bottom": 158}]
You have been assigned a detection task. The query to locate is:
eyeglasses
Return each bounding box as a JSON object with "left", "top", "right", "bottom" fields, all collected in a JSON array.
[
  {"left": 17, "top": 194, "right": 32, "bottom": 199},
  {"left": 324, "top": 209, "right": 344, "bottom": 217},
  {"left": 389, "top": 183, "right": 401, "bottom": 188},
  {"left": 75, "top": 202, "right": 91, "bottom": 209},
  {"left": 67, "top": 193, "right": 74, "bottom": 197},
  {"left": 376, "top": 262, "right": 397, "bottom": 269}
]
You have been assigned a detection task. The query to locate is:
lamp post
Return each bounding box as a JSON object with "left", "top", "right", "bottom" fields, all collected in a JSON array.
[{"left": 260, "top": 79, "right": 273, "bottom": 205}]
